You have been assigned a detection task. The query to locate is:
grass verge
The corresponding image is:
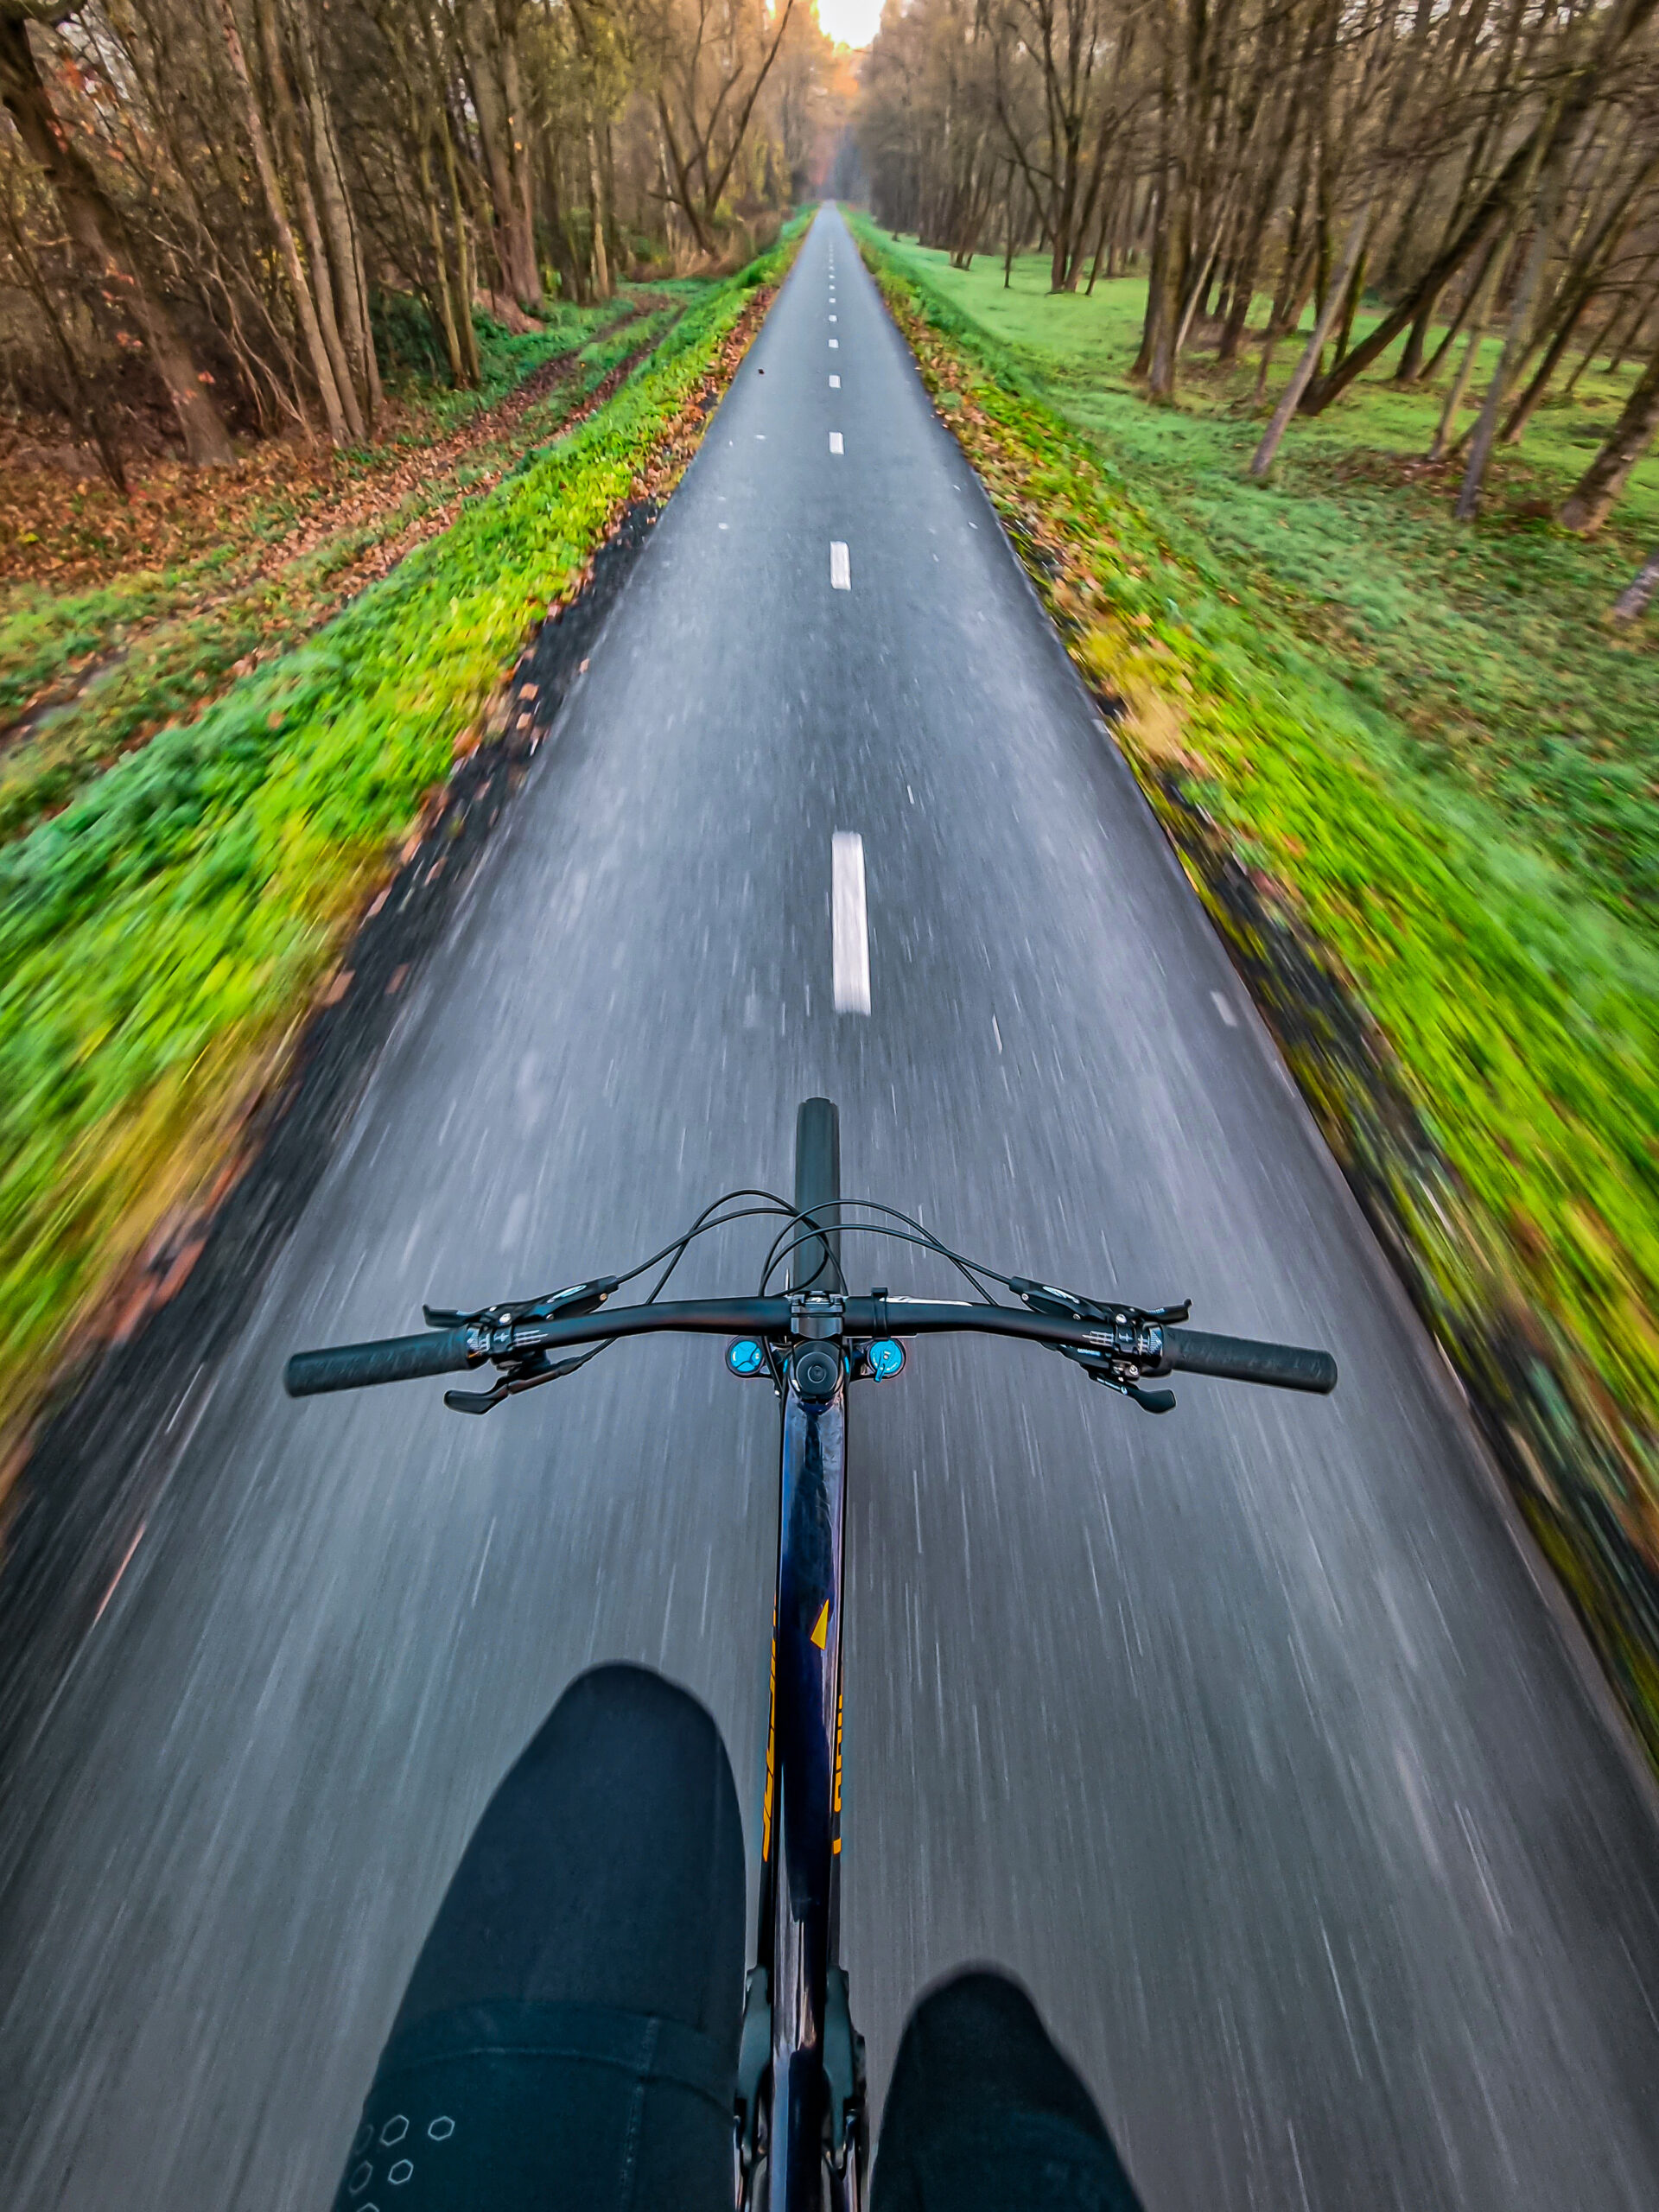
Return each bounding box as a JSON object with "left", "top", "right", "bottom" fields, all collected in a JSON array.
[
  {"left": 852, "top": 217, "right": 1659, "bottom": 1760},
  {"left": 870, "top": 243, "right": 1657, "bottom": 925},
  {"left": 0, "top": 234, "right": 798, "bottom": 1468},
  {"left": 0, "top": 296, "right": 688, "bottom": 845}
]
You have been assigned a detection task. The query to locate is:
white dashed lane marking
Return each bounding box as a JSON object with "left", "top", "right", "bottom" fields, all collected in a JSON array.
[
  {"left": 1212, "top": 990, "right": 1239, "bottom": 1027},
  {"left": 830, "top": 375, "right": 840, "bottom": 388},
  {"left": 830, "top": 542, "right": 850, "bottom": 590},
  {"left": 830, "top": 433, "right": 843, "bottom": 454},
  {"left": 832, "top": 833, "right": 871, "bottom": 1015}
]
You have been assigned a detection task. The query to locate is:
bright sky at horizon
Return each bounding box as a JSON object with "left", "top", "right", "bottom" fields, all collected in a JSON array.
[{"left": 816, "top": 0, "right": 881, "bottom": 48}]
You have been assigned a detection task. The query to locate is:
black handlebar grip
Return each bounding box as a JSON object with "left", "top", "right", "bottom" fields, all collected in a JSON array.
[
  {"left": 1161, "top": 1327, "right": 1337, "bottom": 1394},
  {"left": 285, "top": 1326, "right": 477, "bottom": 1398}
]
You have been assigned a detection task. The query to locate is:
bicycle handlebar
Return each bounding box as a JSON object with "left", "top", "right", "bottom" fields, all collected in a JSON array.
[
  {"left": 284, "top": 1298, "right": 1337, "bottom": 1399},
  {"left": 284, "top": 1325, "right": 479, "bottom": 1396},
  {"left": 1159, "top": 1327, "right": 1337, "bottom": 1394}
]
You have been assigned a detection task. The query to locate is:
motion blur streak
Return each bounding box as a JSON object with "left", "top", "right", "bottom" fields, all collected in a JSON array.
[{"left": 3, "top": 206, "right": 1659, "bottom": 2212}]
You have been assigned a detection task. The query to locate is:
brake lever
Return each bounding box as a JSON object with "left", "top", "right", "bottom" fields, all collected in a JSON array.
[
  {"left": 424, "top": 1276, "right": 619, "bottom": 1330},
  {"left": 1122, "top": 1380, "right": 1177, "bottom": 1414},
  {"left": 444, "top": 1351, "right": 594, "bottom": 1414},
  {"left": 1057, "top": 1343, "right": 1177, "bottom": 1414}
]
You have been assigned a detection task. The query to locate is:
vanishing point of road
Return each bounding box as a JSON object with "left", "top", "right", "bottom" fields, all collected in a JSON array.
[{"left": 4, "top": 206, "right": 1659, "bottom": 2210}]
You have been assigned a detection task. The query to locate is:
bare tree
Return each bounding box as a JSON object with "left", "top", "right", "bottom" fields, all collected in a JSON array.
[
  {"left": 1560, "top": 338, "right": 1659, "bottom": 531},
  {"left": 1, "top": 0, "right": 234, "bottom": 459}
]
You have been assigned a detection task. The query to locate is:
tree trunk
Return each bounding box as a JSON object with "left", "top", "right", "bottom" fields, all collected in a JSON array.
[
  {"left": 1146, "top": 215, "right": 1183, "bottom": 396},
  {"left": 1249, "top": 197, "right": 1374, "bottom": 479},
  {"left": 1430, "top": 318, "right": 1487, "bottom": 461},
  {"left": 501, "top": 24, "right": 538, "bottom": 305},
  {"left": 1393, "top": 289, "right": 1438, "bottom": 385},
  {"left": 587, "top": 129, "right": 611, "bottom": 301},
  {"left": 0, "top": 192, "right": 128, "bottom": 492},
  {"left": 1251, "top": 328, "right": 1281, "bottom": 409},
  {"left": 1605, "top": 264, "right": 1659, "bottom": 376},
  {"left": 1131, "top": 185, "right": 1162, "bottom": 376},
  {"left": 1611, "top": 548, "right": 1659, "bottom": 621},
  {"left": 418, "top": 138, "right": 467, "bottom": 385},
  {"left": 216, "top": 0, "right": 346, "bottom": 442},
  {"left": 0, "top": 7, "right": 234, "bottom": 464},
  {"left": 1219, "top": 159, "right": 1279, "bottom": 363},
  {"left": 284, "top": 0, "right": 377, "bottom": 420},
  {"left": 1563, "top": 257, "right": 1650, "bottom": 395},
  {"left": 1429, "top": 247, "right": 1503, "bottom": 460},
  {"left": 1456, "top": 151, "right": 1568, "bottom": 519},
  {"left": 461, "top": 0, "right": 537, "bottom": 306},
  {"left": 1144, "top": 153, "right": 1187, "bottom": 397},
  {"left": 416, "top": 6, "right": 481, "bottom": 378},
  {"left": 1331, "top": 248, "right": 1367, "bottom": 370},
  {"left": 1173, "top": 189, "right": 1231, "bottom": 362},
  {"left": 257, "top": 0, "right": 363, "bottom": 440},
  {"left": 657, "top": 95, "right": 713, "bottom": 257},
  {"left": 1270, "top": 127, "right": 1313, "bottom": 334},
  {"left": 1421, "top": 237, "right": 1503, "bottom": 384},
  {"left": 1501, "top": 287, "right": 1592, "bottom": 444},
  {"left": 1084, "top": 162, "right": 1116, "bottom": 295},
  {"left": 1560, "top": 343, "right": 1659, "bottom": 531}
]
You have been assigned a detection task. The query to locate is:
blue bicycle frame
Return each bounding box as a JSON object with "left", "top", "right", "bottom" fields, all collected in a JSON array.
[{"left": 745, "top": 1356, "right": 860, "bottom": 2209}]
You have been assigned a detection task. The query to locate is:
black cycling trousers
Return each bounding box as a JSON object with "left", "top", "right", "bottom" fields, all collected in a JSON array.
[{"left": 332, "top": 1663, "right": 1144, "bottom": 2212}]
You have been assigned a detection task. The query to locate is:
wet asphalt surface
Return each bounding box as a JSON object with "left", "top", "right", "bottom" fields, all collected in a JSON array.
[{"left": 4, "top": 206, "right": 1659, "bottom": 2209}]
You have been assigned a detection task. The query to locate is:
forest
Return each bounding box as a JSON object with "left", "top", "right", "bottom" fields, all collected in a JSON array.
[
  {"left": 0, "top": 0, "right": 847, "bottom": 475},
  {"left": 855, "top": 0, "right": 1659, "bottom": 591}
]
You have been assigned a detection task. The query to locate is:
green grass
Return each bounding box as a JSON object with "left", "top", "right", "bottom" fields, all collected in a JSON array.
[
  {"left": 867, "top": 238, "right": 1659, "bottom": 921},
  {"left": 0, "top": 303, "right": 683, "bottom": 848},
  {"left": 0, "top": 236, "right": 798, "bottom": 1452},
  {"left": 853, "top": 221, "right": 1659, "bottom": 1627}
]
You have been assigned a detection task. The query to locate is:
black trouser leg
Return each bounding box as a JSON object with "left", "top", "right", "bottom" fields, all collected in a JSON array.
[
  {"left": 871, "top": 1970, "right": 1147, "bottom": 2212},
  {"left": 332, "top": 1663, "right": 746, "bottom": 2212}
]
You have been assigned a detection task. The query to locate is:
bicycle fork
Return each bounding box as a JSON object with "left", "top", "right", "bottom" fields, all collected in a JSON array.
[{"left": 736, "top": 1356, "right": 868, "bottom": 2210}]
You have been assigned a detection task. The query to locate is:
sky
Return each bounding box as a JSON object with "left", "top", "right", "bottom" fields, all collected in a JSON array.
[{"left": 816, "top": 0, "right": 881, "bottom": 48}]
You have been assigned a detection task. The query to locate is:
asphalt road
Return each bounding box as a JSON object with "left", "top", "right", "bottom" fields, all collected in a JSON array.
[{"left": 6, "top": 205, "right": 1659, "bottom": 2210}]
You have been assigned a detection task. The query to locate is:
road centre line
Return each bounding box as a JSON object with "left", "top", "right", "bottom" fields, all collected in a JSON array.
[
  {"left": 830, "top": 433, "right": 843, "bottom": 454},
  {"left": 831, "top": 834, "right": 871, "bottom": 1016},
  {"left": 830, "top": 375, "right": 840, "bottom": 388},
  {"left": 830, "top": 542, "right": 850, "bottom": 590},
  {"left": 830, "top": 339, "right": 838, "bottom": 349}
]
